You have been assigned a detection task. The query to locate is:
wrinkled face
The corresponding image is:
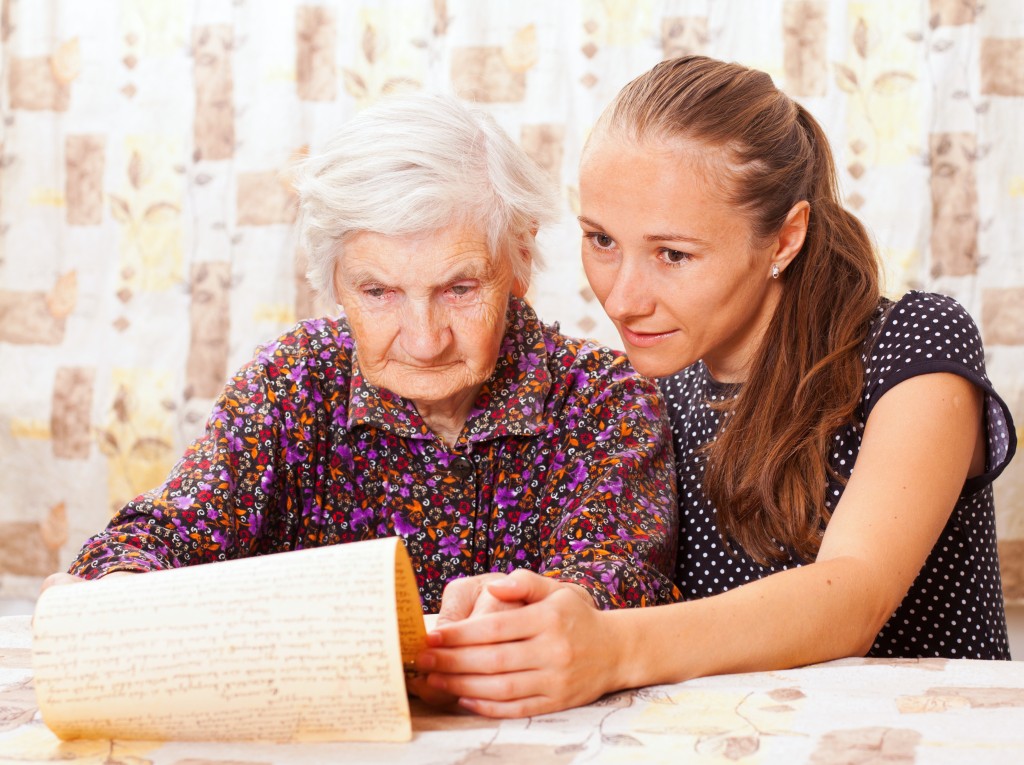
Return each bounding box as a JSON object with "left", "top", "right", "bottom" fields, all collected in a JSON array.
[
  {"left": 579, "top": 136, "right": 782, "bottom": 382},
  {"left": 334, "top": 223, "right": 516, "bottom": 410}
]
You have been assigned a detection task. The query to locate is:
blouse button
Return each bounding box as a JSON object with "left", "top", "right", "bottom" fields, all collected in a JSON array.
[{"left": 449, "top": 456, "right": 473, "bottom": 480}]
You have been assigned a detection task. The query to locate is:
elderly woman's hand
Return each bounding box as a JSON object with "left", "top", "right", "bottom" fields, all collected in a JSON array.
[
  {"left": 435, "top": 573, "right": 528, "bottom": 626},
  {"left": 39, "top": 571, "right": 137, "bottom": 594},
  {"left": 34, "top": 571, "right": 137, "bottom": 627},
  {"left": 39, "top": 572, "right": 88, "bottom": 594}
]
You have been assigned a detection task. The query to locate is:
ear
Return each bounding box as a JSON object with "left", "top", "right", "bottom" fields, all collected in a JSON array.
[
  {"left": 511, "top": 228, "right": 538, "bottom": 299},
  {"left": 771, "top": 200, "right": 809, "bottom": 277},
  {"left": 511, "top": 276, "right": 530, "bottom": 299}
]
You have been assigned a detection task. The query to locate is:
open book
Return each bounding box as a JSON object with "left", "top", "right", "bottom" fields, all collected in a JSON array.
[{"left": 30, "top": 537, "right": 427, "bottom": 743}]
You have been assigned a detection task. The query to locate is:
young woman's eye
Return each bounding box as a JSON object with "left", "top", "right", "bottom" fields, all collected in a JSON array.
[
  {"left": 587, "top": 232, "right": 615, "bottom": 249},
  {"left": 660, "top": 248, "right": 692, "bottom": 265}
]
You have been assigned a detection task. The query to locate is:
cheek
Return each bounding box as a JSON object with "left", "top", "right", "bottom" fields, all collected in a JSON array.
[
  {"left": 346, "top": 311, "right": 395, "bottom": 359},
  {"left": 581, "top": 255, "right": 612, "bottom": 304},
  {"left": 455, "top": 299, "right": 507, "bottom": 363}
]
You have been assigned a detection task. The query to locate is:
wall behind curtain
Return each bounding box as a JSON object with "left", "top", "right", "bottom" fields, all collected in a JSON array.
[{"left": 1, "top": 0, "right": 1022, "bottom": 601}]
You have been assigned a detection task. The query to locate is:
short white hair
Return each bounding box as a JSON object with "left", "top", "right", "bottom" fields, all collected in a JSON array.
[{"left": 294, "top": 93, "right": 560, "bottom": 303}]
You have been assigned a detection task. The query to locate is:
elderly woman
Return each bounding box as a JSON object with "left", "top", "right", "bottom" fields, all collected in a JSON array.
[{"left": 48, "top": 94, "right": 677, "bottom": 617}]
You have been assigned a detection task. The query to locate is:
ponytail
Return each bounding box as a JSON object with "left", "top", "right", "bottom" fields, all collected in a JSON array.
[{"left": 706, "top": 103, "right": 880, "bottom": 563}]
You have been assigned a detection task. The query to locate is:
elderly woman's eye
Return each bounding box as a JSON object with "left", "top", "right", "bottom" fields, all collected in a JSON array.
[
  {"left": 364, "top": 286, "right": 388, "bottom": 298},
  {"left": 449, "top": 284, "right": 473, "bottom": 297}
]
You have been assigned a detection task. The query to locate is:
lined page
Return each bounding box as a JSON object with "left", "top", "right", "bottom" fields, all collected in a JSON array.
[{"left": 32, "top": 537, "right": 424, "bottom": 742}]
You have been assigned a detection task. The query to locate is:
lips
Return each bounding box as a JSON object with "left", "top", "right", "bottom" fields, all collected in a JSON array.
[
  {"left": 395, "top": 361, "right": 460, "bottom": 371},
  {"left": 620, "top": 326, "right": 678, "bottom": 348}
]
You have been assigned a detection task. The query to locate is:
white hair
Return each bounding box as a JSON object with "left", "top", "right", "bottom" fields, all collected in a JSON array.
[{"left": 293, "top": 93, "right": 560, "bottom": 303}]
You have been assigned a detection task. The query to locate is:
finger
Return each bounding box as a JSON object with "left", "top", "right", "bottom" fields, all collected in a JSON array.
[
  {"left": 427, "top": 668, "right": 548, "bottom": 703},
  {"left": 428, "top": 603, "right": 541, "bottom": 647},
  {"left": 488, "top": 572, "right": 594, "bottom": 608},
  {"left": 483, "top": 578, "right": 534, "bottom": 603},
  {"left": 406, "top": 674, "right": 459, "bottom": 709},
  {"left": 39, "top": 573, "right": 85, "bottom": 594},
  {"left": 436, "top": 578, "right": 481, "bottom": 626},
  {"left": 419, "top": 637, "right": 538, "bottom": 676},
  {"left": 436, "top": 574, "right": 505, "bottom": 627},
  {"left": 467, "top": 590, "right": 524, "bottom": 619},
  {"left": 458, "top": 695, "right": 555, "bottom": 719}
]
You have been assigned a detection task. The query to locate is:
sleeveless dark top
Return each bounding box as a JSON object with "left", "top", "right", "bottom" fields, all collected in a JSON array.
[{"left": 659, "top": 291, "right": 1015, "bottom": 659}]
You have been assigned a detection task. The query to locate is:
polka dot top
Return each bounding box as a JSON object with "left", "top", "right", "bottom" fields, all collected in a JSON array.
[{"left": 659, "top": 291, "right": 1016, "bottom": 660}]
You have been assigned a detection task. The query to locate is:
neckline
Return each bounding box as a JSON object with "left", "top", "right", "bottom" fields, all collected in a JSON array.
[{"left": 703, "top": 362, "right": 741, "bottom": 398}]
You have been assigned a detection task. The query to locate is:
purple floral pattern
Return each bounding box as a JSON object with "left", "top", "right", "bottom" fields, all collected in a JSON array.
[{"left": 69, "top": 298, "right": 678, "bottom": 612}]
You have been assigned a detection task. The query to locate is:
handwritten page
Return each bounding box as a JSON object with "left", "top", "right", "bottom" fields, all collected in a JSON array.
[{"left": 31, "top": 537, "right": 426, "bottom": 743}]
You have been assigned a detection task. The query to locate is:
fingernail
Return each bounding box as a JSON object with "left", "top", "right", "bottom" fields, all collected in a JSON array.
[
  {"left": 417, "top": 652, "right": 436, "bottom": 670},
  {"left": 427, "top": 674, "right": 446, "bottom": 690},
  {"left": 425, "top": 631, "right": 444, "bottom": 647}
]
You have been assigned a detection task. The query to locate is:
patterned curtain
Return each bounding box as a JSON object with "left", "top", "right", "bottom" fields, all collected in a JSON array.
[{"left": 1, "top": 0, "right": 1022, "bottom": 602}]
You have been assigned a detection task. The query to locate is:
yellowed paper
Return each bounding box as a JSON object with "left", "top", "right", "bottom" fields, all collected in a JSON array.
[{"left": 31, "top": 537, "right": 426, "bottom": 743}]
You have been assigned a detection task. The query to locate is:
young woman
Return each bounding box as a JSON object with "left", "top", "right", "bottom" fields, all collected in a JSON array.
[{"left": 416, "top": 55, "right": 1017, "bottom": 717}]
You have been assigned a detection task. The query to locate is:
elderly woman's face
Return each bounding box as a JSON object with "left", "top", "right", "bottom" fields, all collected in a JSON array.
[{"left": 334, "top": 223, "right": 516, "bottom": 411}]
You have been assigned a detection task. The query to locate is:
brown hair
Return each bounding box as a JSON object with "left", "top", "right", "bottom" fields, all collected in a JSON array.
[{"left": 600, "top": 55, "right": 881, "bottom": 564}]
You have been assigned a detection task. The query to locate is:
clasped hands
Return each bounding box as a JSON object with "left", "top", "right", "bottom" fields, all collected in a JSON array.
[{"left": 410, "top": 569, "right": 616, "bottom": 718}]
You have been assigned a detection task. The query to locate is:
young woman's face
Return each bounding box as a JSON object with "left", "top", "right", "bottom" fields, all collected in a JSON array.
[{"left": 579, "top": 136, "right": 784, "bottom": 383}]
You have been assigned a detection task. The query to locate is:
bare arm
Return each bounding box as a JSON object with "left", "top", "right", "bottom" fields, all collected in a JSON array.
[{"left": 421, "top": 372, "right": 984, "bottom": 716}]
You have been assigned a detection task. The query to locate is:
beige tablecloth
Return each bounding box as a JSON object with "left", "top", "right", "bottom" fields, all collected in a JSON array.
[{"left": 2, "top": 614, "right": 1023, "bottom": 763}]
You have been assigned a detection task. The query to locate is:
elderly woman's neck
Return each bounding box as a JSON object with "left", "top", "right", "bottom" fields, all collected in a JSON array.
[{"left": 415, "top": 385, "right": 482, "bottom": 449}]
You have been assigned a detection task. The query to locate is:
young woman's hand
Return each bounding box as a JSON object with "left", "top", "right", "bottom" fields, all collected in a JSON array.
[
  {"left": 416, "top": 569, "right": 624, "bottom": 717},
  {"left": 410, "top": 572, "right": 531, "bottom": 708}
]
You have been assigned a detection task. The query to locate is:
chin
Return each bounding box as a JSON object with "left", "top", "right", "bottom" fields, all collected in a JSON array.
[
  {"left": 623, "top": 349, "right": 690, "bottom": 380},
  {"left": 403, "top": 387, "right": 466, "bottom": 405},
  {"left": 390, "top": 374, "right": 483, "bottom": 406}
]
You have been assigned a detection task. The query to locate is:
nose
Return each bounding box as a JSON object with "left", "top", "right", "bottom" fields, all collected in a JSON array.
[
  {"left": 399, "top": 300, "right": 452, "bottom": 362},
  {"left": 600, "top": 256, "right": 654, "bottom": 324}
]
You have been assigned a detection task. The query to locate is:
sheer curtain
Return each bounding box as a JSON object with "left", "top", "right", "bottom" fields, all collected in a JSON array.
[{"left": 1, "top": 0, "right": 1021, "bottom": 604}]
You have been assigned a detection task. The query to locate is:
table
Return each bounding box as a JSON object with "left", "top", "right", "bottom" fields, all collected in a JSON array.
[{"left": 2, "top": 614, "right": 1023, "bottom": 763}]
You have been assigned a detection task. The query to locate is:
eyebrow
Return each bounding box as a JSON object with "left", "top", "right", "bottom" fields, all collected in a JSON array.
[
  {"left": 577, "top": 216, "right": 711, "bottom": 247},
  {"left": 345, "top": 260, "right": 491, "bottom": 287}
]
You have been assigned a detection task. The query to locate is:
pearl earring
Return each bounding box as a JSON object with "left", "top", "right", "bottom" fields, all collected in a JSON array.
[{"left": 771, "top": 264, "right": 780, "bottom": 279}]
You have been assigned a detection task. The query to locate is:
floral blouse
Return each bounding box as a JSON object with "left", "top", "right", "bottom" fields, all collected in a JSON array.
[{"left": 70, "top": 297, "right": 678, "bottom": 612}]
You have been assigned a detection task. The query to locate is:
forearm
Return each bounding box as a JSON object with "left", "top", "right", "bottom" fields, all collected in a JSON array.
[
  {"left": 609, "top": 556, "right": 891, "bottom": 688},
  {"left": 545, "top": 373, "right": 679, "bottom": 609},
  {"left": 69, "top": 502, "right": 213, "bottom": 576},
  {"left": 544, "top": 489, "right": 678, "bottom": 608},
  {"left": 70, "top": 374, "right": 290, "bottom": 577},
  {"left": 545, "top": 460, "right": 679, "bottom": 609},
  {"left": 69, "top": 543, "right": 167, "bottom": 577}
]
